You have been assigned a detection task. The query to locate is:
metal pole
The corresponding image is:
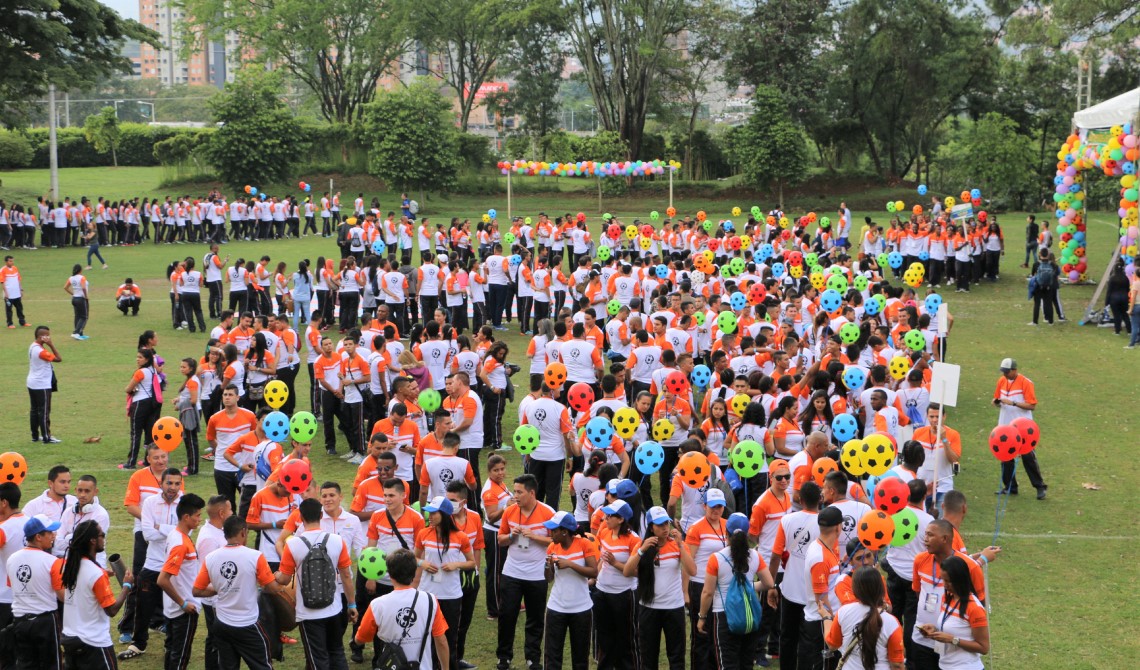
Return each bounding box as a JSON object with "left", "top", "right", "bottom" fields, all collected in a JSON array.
[
  {"left": 506, "top": 170, "right": 512, "bottom": 221},
  {"left": 597, "top": 176, "right": 602, "bottom": 214},
  {"left": 48, "top": 84, "right": 59, "bottom": 201},
  {"left": 669, "top": 168, "right": 674, "bottom": 210},
  {"left": 64, "top": 92, "right": 70, "bottom": 127}
]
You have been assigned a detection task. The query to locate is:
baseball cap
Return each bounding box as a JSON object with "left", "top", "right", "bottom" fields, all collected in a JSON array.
[
  {"left": 437, "top": 254, "right": 449, "bottom": 263},
  {"left": 999, "top": 358, "right": 1017, "bottom": 371},
  {"left": 768, "top": 459, "right": 790, "bottom": 475},
  {"left": 606, "top": 479, "right": 638, "bottom": 500},
  {"left": 645, "top": 506, "right": 671, "bottom": 526},
  {"left": 24, "top": 514, "right": 61, "bottom": 540},
  {"left": 423, "top": 496, "right": 454, "bottom": 516},
  {"left": 704, "top": 488, "right": 727, "bottom": 507},
  {"left": 726, "top": 512, "right": 749, "bottom": 535},
  {"left": 818, "top": 506, "right": 843, "bottom": 528},
  {"left": 602, "top": 499, "right": 633, "bottom": 521},
  {"left": 543, "top": 510, "right": 578, "bottom": 532}
]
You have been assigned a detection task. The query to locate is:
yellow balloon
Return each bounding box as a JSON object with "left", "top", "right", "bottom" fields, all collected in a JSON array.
[
  {"left": 841, "top": 439, "right": 866, "bottom": 476},
  {"left": 789, "top": 264, "right": 803, "bottom": 278},
  {"left": 730, "top": 393, "right": 750, "bottom": 416},
  {"left": 1123, "top": 175, "right": 1137, "bottom": 189},
  {"left": 944, "top": 197, "right": 956, "bottom": 208},
  {"left": 810, "top": 273, "right": 825, "bottom": 290},
  {"left": 894, "top": 201, "right": 905, "bottom": 212},
  {"left": 652, "top": 418, "right": 675, "bottom": 441},
  {"left": 889, "top": 356, "right": 909, "bottom": 380},
  {"left": 639, "top": 236, "right": 652, "bottom": 250},
  {"left": 739, "top": 234, "right": 752, "bottom": 249},
  {"left": 264, "top": 380, "right": 289, "bottom": 408},
  {"left": 482, "top": 214, "right": 491, "bottom": 223},
  {"left": 861, "top": 433, "right": 896, "bottom": 476},
  {"left": 732, "top": 207, "right": 742, "bottom": 217},
  {"left": 779, "top": 217, "right": 790, "bottom": 229},
  {"left": 612, "top": 407, "right": 640, "bottom": 439},
  {"left": 625, "top": 225, "right": 638, "bottom": 240},
  {"left": 702, "top": 250, "right": 714, "bottom": 264}
]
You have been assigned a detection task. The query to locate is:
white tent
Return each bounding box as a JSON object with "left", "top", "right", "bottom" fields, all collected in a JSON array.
[{"left": 1073, "top": 87, "right": 1140, "bottom": 129}]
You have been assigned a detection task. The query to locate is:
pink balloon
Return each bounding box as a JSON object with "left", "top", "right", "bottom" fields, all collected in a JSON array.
[
  {"left": 1129, "top": 226, "right": 1140, "bottom": 238},
  {"left": 1124, "top": 135, "right": 1138, "bottom": 148},
  {"left": 1062, "top": 176, "right": 1074, "bottom": 186},
  {"left": 1065, "top": 166, "right": 1077, "bottom": 176}
]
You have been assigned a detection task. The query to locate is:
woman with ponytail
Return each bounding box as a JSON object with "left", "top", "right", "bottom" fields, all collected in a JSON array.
[
  {"left": 60, "top": 520, "right": 134, "bottom": 668},
  {"left": 697, "top": 512, "right": 776, "bottom": 670},
  {"left": 624, "top": 506, "right": 695, "bottom": 670},
  {"left": 825, "top": 565, "right": 905, "bottom": 669}
]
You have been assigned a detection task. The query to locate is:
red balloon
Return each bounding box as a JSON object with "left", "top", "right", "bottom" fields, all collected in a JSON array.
[
  {"left": 607, "top": 224, "right": 622, "bottom": 239},
  {"left": 664, "top": 370, "right": 689, "bottom": 396},
  {"left": 707, "top": 239, "right": 720, "bottom": 251},
  {"left": 748, "top": 284, "right": 767, "bottom": 305},
  {"left": 728, "top": 237, "right": 742, "bottom": 250},
  {"left": 873, "top": 477, "right": 909, "bottom": 515},
  {"left": 640, "top": 224, "right": 654, "bottom": 237},
  {"left": 577, "top": 212, "right": 586, "bottom": 222},
  {"left": 988, "top": 425, "right": 1022, "bottom": 462},
  {"left": 279, "top": 460, "right": 312, "bottom": 493},
  {"left": 1010, "top": 417, "right": 1039, "bottom": 455},
  {"left": 786, "top": 251, "right": 803, "bottom": 266},
  {"left": 567, "top": 382, "right": 595, "bottom": 412}
]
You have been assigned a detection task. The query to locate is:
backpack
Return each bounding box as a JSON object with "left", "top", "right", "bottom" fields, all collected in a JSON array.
[
  {"left": 1036, "top": 261, "right": 1057, "bottom": 291},
  {"left": 718, "top": 549, "right": 763, "bottom": 634},
  {"left": 297, "top": 533, "right": 338, "bottom": 609},
  {"left": 254, "top": 443, "right": 275, "bottom": 483},
  {"left": 408, "top": 200, "right": 419, "bottom": 215}
]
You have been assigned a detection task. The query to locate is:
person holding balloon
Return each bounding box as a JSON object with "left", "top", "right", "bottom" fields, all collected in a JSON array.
[{"left": 992, "top": 358, "right": 1047, "bottom": 499}]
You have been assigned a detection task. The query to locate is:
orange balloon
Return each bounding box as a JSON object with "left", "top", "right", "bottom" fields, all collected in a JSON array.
[
  {"left": 152, "top": 416, "right": 184, "bottom": 452},
  {"left": 0, "top": 453, "right": 27, "bottom": 485},
  {"left": 911, "top": 205, "right": 923, "bottom": 215},
  {"left": 695, "top": 210, "right": 706, "bottom": 222},
  {"left": 857, "top": 510, "right": 895, "bottom": 551},
  {"left": 544, "top": 362, "right": 567, "bottom": 390},
  {"left": 812, "top": 457, "right": 839, "bottom": 485},
  {"left": 667, "top": 206, "right": 677, "bottom": 218},
  {"left": 676, "top": 452, "right": 712, "bottom": 489}
]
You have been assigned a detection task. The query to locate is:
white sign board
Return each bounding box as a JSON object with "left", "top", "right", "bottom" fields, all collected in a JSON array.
[
  {"left": 936, "top": 304, "right": 950, "bottom": 336},
  {"left": 930, "top": 362, "right": 960, "bottom": 407},
  {"left": 950, "top": 203, "right": 974, "bottom": 222}
]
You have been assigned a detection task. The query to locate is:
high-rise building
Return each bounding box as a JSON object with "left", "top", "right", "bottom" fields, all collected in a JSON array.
[{"left": 138, "top": 0, "right": 238, "bottom": 87}]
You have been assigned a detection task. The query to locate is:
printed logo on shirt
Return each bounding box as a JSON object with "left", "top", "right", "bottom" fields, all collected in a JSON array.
[
  {"left": 793, "top": 526, "right": 813, "bottom": 551},
  {"left": 842, "top": 515, "right": 857, "bottom": 534},
  {"left": 15, "top": 565, "right": 32, "bottom": 589},
  {"left": 220, "top": 560, "right": 239, "bottom": 585},
  {"left": 438, "top": 468, "right": 455, "bottom": 485},
  {"left": 396, "top": 605, "right": 419, "bottom": 630}
]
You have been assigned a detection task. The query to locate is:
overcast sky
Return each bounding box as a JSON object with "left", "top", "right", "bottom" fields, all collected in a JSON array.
[{"left": 104, "top": 0, "right": 138, "bottom": 21}]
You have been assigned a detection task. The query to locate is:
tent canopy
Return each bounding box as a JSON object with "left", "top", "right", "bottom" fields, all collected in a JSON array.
[{"left": 1073, "top": 87, "right": 1140, "bottom": 129}]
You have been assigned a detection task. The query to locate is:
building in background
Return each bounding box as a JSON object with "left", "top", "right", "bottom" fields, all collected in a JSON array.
[{"left": 138, "top": 0, "right": 239, "bottom": 87}]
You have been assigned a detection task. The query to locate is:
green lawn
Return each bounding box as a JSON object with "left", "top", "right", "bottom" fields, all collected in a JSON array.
[{"left": 0, "top": 167, "right": 1136, "bottom": 669}]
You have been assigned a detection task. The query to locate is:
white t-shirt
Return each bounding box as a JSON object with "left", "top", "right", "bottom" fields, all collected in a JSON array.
[
  {"left": 196, "top": 544, "right": 274, "bottom": 626},
  {"left": 62, "top": 558, "right": 115, "bottom": 648},
  {"left": 707, "top": 546, "right": 764, "bottom": 612},
  {"left": 281, "top": 530, "right": 351, "bottom": 621},
  {"left": 774, "top": 510, "right": 819, "bottom": 605},
  {"left": 6, "top": 547, "right": 60, "bottom": 616}
]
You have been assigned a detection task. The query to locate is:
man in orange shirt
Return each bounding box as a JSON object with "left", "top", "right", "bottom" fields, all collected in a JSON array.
[
  {"left": 992, "top": 358, "right": 1047, "bottom": 499},
  {"left": 802, "top": 506, "right": 843, "bottom": 663}
]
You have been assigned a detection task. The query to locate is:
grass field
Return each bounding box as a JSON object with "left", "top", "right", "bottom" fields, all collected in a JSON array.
[{"left": 0, "top": 167, "right": 1137, "bottom": 669}]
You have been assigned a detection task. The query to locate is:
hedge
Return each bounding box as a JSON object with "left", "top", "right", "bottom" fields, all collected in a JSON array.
[{"left": 24, "top": 123, "right": 215, "bottom": 168}]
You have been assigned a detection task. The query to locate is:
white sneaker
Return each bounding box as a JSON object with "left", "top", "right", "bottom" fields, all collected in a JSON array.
[{"left": 1026, "top": 322, "right": 1037, "bottom": 326}]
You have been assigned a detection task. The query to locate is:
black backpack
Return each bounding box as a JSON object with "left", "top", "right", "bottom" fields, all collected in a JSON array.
[
  {"left": 297, "top": 533, "right": 337, "bottom": 609},
  {"left": 1036, "top": 261, "right": 1057, "bottom": 291}
]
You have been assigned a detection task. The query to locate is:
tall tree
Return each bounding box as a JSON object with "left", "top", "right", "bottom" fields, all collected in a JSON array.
[
  {"left": 176, "top": 0, "right": 411, "bottom": 123},
  {"left": 83, "top": 106, "right": 122, "bottom": 167},
  {"left": 729, "top": 86, "right": 809, "bottom": 209},
  {"left": 0, "top": 0, "right": 158, "bottom": 127},
  {"left": 565, "top": 0, "right": 692, "bottom": 160},
  {"left": 204, "top": 69, "right": 305, "bottom": 189},
  {"left": 411, "top": 0, "right": 554, "bottom": 131},
  {"left": 492, "top": 7, "right": 568, "bottom": 148},
  {"left": 933, "top": 113, "right": 1037, "bottom": 208},
  {"left": 1007, "top": 0, "right": 1140, "bottom": 46}
]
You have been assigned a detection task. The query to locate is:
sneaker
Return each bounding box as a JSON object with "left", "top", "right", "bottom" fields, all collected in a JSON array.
[
  {"left": 486, "top": 615, "right": 498, "bottom": 621},
  {"left": 43, "top": 436, "right": 61, "bottom": 444},
  {"left": 458, "top": 661, "right": 478, "bottom": 670},
  {"left": 71, "top": 333, "right": 81, "bottom": 340},
  {"left": 1026, "top": 322, "right": 1037, "bottom": 326},
  {"left": 6, "top": 325, "right": 14, "bottom": 329},
  {"left": 22, "top": 323, "right": 30, "bottom": 327},
  {"left": 350, "top": 648, "right": 364, "bottom": 663},
  {"left": 756, "top": 655, "right": 771, "bottom": 667},
  {"left": 202, "top": 453, "right": 214, "bottom": 461},
  {"left": 78, "top": 334, "right": 90, "bottom": 340},
  {"left": 340, "top": 451, "right": 354, "bottom": 459},
  {"left": 280, "top": 634, "right": 298, "bottom": 645},
  {"left": 118, "top": 463, "right": 136, "bottom": 470},
  {"left": 1036, "top": 487, "right": 1047, "bottom": 500},
  {"left": 117, "top": 645, "right": 145, "bottom": 660},
  {"left": 1126, "top": 345, "right": 1136, "bottom": 349},
  {"left": 118, "top": 633, "right": 133, "bottom": 644},
  {"left": 30, "top": 437, "right": 39, "bottom": 443},
  {"left": 347, "top": 453, "right": 364, "bottom": 465}
]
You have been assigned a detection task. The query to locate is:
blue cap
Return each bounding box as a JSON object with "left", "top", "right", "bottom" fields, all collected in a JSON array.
[
  {"left": 24, "top": 514, "right": 61, "bottom": 540},
  {"left": 542, "top": 511, "right": 578, "bottom": 532},
  {"left": 646, "top": 506, "right": 671, "bottom": 526},
  {"left": 602, "top": 499, "right": 633, "bottom": 521},
  {"left": 423, "top": 496, "right": 454, "bottom": 516},
  {"left": 606, "top": 478, "right": 639, "bottom": 500},
  {"left": 703, "top": 488, "right": 727, "bottom": 507},
  {"left": 726, "top": 512, "right": 749, "bottom": 536}
]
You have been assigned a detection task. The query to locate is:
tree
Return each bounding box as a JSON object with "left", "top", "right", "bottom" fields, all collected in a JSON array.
[
  {"left": 0, "top": 0, "right": 158, "bottom": 127},
  {"left": 729, "top": 86, "right": 809, "bottom": 209},
  {"left": 492, "top": 8, "right": 567, "bottom": 147},
  {"left": 1007, "top": 0, "right": 1140, "bottom": 47},
  {"left": 360, "top": 80, "right": 463, "bottom": 194},
  {"left": 83, "top": 106, "right": 122, "bottom": 166},
  {"left": 154, "top": 85, "right": 219, "bottom": 124},
  {"left": 203, "top": 69, "right": 306, "bottom": 189},
  {"left": 565, "top": 0, "right": 691, "bottom": 160},
  {"left": 411, "top": 0, "right": 554, "bottom": 132},
  {"left": 176, "top": 0, "right": 411, "bottom": 124},
  {"left": 932, "top": 113, "right": 1037, "bottom": 209}
]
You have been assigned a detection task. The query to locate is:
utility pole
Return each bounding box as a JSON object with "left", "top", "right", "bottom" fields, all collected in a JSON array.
[{"left": 48, "top": 84, "right": 59, "bottom": 201}]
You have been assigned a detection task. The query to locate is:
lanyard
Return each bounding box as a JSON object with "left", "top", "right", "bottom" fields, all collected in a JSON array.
[
  {"left": 940, "top": 597, "right": 959, "bottom": 630},
  {"left": 930, "top": 560, "right": 942, "bottom": 589}
]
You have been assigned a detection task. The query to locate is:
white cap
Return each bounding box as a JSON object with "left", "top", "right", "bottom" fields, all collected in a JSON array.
[{"left": 999, "top": 358, "right": 1017, "bottom": 371}]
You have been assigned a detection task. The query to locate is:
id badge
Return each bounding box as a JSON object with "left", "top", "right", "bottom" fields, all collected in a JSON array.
[
  {"left": 517, "top": 534, "right": 530, "bottom": 550},
  {"left": 430, "top": 570, "right": 443, "bottom": 583},
  {"left": 933, "top": 641, "right": 947, "bottom": 655},
  {"left": 924, "top": 593, "right": 939, "bottom": 613}
]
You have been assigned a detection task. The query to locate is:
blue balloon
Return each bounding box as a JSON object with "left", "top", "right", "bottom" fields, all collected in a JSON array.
[
  {"left": 820, "top": 289, "right": 843, "bottom": 313},
  {"left": 655, "top": 264, "right": 669, "bottom": 279},
  {"left": 586, "top": 417, "right": 615, "bottom": 450},
  {"left": 509, "top": 254, "right": 522, "bottom": 266},
  {"left": 724, "top": 468, "right": 743, "bottom": 491},
  {"left": 634, "top": 441, "right": 665, "bottom": 475},
  {"left": 690, "top": 364, "right": 712, "bottom": 389},
  {"left": 371, "top": 240, "right": 387, "bottom": 255},
  {"left": 888, "top": 252, "right": 903, "bottom": 269},
  {"left": 724, "top": 221, "right": 735, "bottom": 232},
  {"left": 1068, "top": 184, "right": 1081, "bottom": 194},
  {"left": 924, "top": 294, "right": 942, "bottom": 314},
  {"left": 1124, "top": 162, "right": 1136, "bottom": 175},
  {"left": 864, "top": 298, "right": 881, "bottom": 316},
  {"left": 772, "top": 262, "right": 786, "bottom": 279},
  {"left": 970, "top": 188, "right": 981, "bottom": 199},
  {"left": 304, "top": 184, "right": 311, "bottom": 192},
  {"left": 842, "top": 367, "right": 866, "bottom": 392},
  {"left": 260, "top": 193, "right": 267, "bottom": 200},
  {"left": 917, "top": 185, "right": 927, "bottom": 195},
  {"left": 1053, "top": 175, "right": 1064, "bottom": 186},
  {"left": 832, "top": 414, "right": 858, "bottom": 442},
  {"left": 488, "top": 208, "right": 497, "bottom": 218},
  {"left": 249, "top": 187, "right": 258, "bottom": 195},
  {"left": 757, "top": 244, "right": 774, "bottom": 262},
  {"left": 730, "top": 291, "right": 747, "bottom": 311},
  {"left": 262, "top": 411, "right": 290, "bottom": 443},
  {"left": 918, "top": 251, "right": 929, "bottom": 261}
]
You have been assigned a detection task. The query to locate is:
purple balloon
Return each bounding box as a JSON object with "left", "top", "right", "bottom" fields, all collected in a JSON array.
[{"left": 1068, "top": 270, "right": 1080, "bottom": 281}]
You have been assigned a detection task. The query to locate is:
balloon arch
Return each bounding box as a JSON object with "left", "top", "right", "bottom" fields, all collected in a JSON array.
[{"left": 1052, "top": 124, "right": 1139, "bottom": 282}]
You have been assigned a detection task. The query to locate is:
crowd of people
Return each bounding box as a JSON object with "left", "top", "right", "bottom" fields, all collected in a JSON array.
[{"left": 12, "top": 191, "right": 1047, "bottom": 670}]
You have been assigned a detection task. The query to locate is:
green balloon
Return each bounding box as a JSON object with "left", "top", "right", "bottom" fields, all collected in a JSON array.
[
  {"left": 877, "top": 253, "right": 890, "bottom": 268},
  {"left": 904, "top": 329, "right": 925, "bottom": 351},
  {"left": 873, "top": 294, "right": 886, "bottom": 310},
  {"left": 514, "top": 425, "right": 540, "bottom": 455},
  {"left": 751, "top": 206, "right": 762, "bottom": 217},
  {"left": 694, "top": 312, "right": 706, "bottom": 326},
  {"left": 826, "top": 274, "right": 849, "bottom": 294},
  {"left": 804, "top": 253, "right": 819, "bottom": 267},
  {"left": 358, "top": 547, "right": 388, "bottom": 580},
  {"left": 289, "top": 411, "right": 318, "bottom": 442},
  {"left": 418, "top": 389, "right": 441, "bottom": 413},
  {"left": 731, "top": 440, "right": 765, "bottom": 479},
  {"left": 503, "top": 232, "right": 516, "bottom": 245},
  {"left": 890, "top": 507, "right": 919, "bottom": 547},
  {"left": 720, "top": 265, "right": 733, "bottom": 278},
  {"left": 729, "top": 258, "right": 746, "bottom": 275},
  {"left": 820, "top": 216, "right": 831, "bottom": 228},
  {"left": 717, "top": 311, "right": 737, "bottom": 334},
  {"left": 886, "top": 201, "right": 896, "bottom": 213},
  {"left": 650, "top": 211, "right": 660, "bottom": 221},
  {"left": 840, "top": 322, "right": 860, "bottom": 344},
  {"left": 524, "top": 216, "right": 532, "bottom": 225},
  {"left": 854, "top": 275, "right": 869, "bottom": 291},
  {"left": 703, "top": 219, "right": 714, "bottom": 232},
  {"left": 597, "top": 246, "right": 612, "bottom": 261},
  {"left": 811, "top": 264, "right": 825, "bottom": 276},
  {"left": 602, "top": 213, "right": 613, "bottom": 221},
  {"left": 607, "top": 299, "right": 621, "bottom": 316}
]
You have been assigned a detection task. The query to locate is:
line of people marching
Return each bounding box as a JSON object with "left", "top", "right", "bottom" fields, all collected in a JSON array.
[{"left": 13, "top": 193, "right": 1018, "bottom": 670}]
